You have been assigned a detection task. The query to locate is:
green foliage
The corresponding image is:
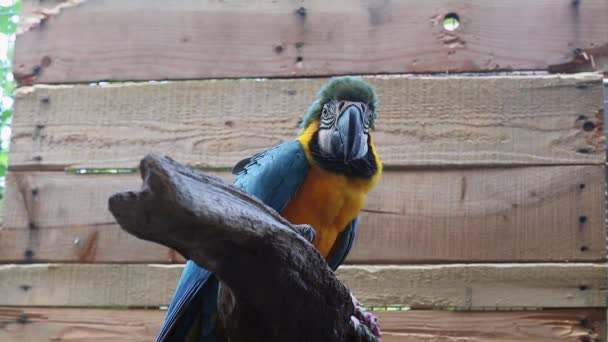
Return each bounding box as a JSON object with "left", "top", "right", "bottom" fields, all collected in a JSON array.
[
  {"left": 0, "top": 0, "right": 20, "bottom": 214},
  {"left": 66, "top": 168, "right": 138, "bottom": 175}
]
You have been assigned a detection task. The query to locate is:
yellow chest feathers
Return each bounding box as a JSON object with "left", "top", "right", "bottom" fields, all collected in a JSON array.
[{"left": 280, "top": 165, "right": 377, "bottom": 257}]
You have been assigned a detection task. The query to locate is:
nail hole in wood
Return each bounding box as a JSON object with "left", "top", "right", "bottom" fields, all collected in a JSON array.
[{"left": 583, "top": 121, "right": 595, "bottom": 131}]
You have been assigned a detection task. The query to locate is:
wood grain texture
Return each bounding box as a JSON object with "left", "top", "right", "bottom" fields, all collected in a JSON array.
[
  {"left": 374, "top": 310, "right": 606, "bottom": 342},
  {"left": 353, "top": 165, "right": 605, "bottom": 263},
  {"left": 14, "top": 0, "right": 608, "bottom": 83},
  {"left": 2, "top": 166, "right": 604, "bottom": 263},
  {"left": 1, "top": 264, "right": 606, "bottom": 308},
  {"left": 10, "top": 74, "right": 605, "bottom": 170},
  {"left": 0, "top": 307, "right": 604, "bottom": 342}
]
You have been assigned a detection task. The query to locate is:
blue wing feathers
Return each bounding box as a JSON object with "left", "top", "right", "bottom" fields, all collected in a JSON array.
[
  {"left": 158, "top": 140, "right": 309, "bottom": 341},
  {"left": 156, "top": 261, "right": 218, "bottom": 342},
  {"left": 327, "top": 217, "right": 359, "bottom": 271},
  {"left": 234, "top": 140, "right": 309, "bottom": 212}
]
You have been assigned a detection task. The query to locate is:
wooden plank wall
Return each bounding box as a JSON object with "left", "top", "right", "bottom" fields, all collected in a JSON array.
[{"left": 2, "top": 1, "right": 607, "bottom": 341}]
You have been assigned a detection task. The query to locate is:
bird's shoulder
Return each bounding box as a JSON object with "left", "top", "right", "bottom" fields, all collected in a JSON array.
[{"left": 232, "top": 140, "right": 310, "bottom": 212}]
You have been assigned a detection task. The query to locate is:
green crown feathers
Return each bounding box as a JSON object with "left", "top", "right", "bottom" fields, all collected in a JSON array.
[{"left": 301, "top": 77, "right": 379, "bottom": 130}]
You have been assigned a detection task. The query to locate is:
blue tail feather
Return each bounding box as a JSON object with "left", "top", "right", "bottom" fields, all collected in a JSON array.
[{"left": 156, "top": 261, "right": 219, "bottom": 342}]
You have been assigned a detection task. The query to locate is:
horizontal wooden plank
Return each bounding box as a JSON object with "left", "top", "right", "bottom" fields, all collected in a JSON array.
[
  {"left": 1, "top": 307, "right": 161, "bottom": 342},
  {"left": 11, "top": 74, "right": 605, "bottom": 170},
  {"left": 374, "top": 310, "right": 606, "bottom": 342},
  {"left": 1, "top": 166, "right": 604, "bottom": 263},
  {"left": 14, "top": 0, "right": 608, "bottom": 83},
  {"left": 0, "top": 307, "right": 604, "bottom": 342},
  {"left": 1, "top": 264, "right": 606, "bottom": 308},
  {"left": 0, "top": 225, "right": 185, "bottom": 264}
]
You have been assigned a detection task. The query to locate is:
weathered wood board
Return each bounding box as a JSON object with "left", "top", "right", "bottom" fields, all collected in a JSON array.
[
  {"left": 1, "top": 166, "right": 604, "bottom": 263},
  {"left": 15, "top": 0, "right": 608, "bottom": 84},
  {"left": 1, "top": 264, "right": 605, "bottom": 308},
  {"left": 10, "top": 74, "right": 605, "bottom": 170},
  {"left": 0, "top": 307, "right": 604, "bottom": 342}
]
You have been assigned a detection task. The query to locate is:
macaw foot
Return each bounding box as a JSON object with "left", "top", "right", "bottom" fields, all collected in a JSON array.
[
  {"left": 349, "top": 293, "right": 381, "bottom": 342},
  {"left": 292, "top": 224, "right": 316, "bottom": 243}
]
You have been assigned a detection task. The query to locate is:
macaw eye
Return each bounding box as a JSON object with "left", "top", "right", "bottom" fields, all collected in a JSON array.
[
  {"left": 320, "top": 103, "right": 335, "bottom": 128},
  {"left": 321, "top": 105, "right": 332, "bottom": 120}
]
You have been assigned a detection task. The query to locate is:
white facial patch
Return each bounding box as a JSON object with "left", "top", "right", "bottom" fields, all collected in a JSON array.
[{"left": 317, "top": 127, "right": 334, "bottom": 155}]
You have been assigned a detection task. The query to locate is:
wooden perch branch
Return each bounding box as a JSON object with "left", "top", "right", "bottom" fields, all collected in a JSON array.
[{"left": 108, "top": 153, "right": 354, "bottom": 342}]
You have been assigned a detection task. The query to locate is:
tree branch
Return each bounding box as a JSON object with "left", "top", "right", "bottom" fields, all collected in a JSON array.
[{"left": 108, "top": 153, "right": 355, "bottom": 342}]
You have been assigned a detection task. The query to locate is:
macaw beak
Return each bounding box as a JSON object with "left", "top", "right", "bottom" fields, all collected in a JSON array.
[{"left": 330, "top": 102, "right": 368, "bottom": 162}]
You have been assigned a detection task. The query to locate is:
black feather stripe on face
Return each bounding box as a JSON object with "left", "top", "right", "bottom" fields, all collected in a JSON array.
[{"left": 309, "top": 130, "right": 378, "bottom": 179}]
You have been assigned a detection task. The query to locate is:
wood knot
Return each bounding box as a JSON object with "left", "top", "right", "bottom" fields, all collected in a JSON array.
[
  {"left": 295, "top": 7, "right": 306, "bottom": 17},
  {"left": 583, "top": 121, "right": 595, "bottom": 131},
  {"left": 24, "top": 249, "right": 34, "bottom": 263},
  {"left": 41, "top": 56, "right": 52, "bottom": 68},
  {"left": 17, "top": 315, "right": 31, "bottom": 325}
]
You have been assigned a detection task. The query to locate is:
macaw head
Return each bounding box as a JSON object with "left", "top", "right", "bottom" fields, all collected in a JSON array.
[{"left": 299, "top": 77, "right": 380, "bottom": 177}]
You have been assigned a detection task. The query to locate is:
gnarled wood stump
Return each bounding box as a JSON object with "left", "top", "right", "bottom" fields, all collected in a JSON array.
[{"left": 108, "top": 153, "right": 357, "bottom": 342}]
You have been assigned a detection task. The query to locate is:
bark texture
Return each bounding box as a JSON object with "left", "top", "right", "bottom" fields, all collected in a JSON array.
[{"left": 108, "top": 153, "right": 354, "bottom": 342}]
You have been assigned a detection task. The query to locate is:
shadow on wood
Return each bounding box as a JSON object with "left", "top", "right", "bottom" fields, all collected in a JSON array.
[{"left": 107, "top": 153, "right": 358, "bottom": 341}]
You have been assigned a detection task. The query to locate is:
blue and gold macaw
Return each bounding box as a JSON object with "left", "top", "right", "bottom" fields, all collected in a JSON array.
[{"left": 156, "top": 77, "right": 382, "bottom": 342}]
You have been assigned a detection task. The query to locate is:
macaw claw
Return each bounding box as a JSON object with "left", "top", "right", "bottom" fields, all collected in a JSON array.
[
  {"left": 349, "top": 291, "right": 381, "bottom": 342},
  {"left": 292, "top": 224, "right": 316, "bottom": 243}
]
